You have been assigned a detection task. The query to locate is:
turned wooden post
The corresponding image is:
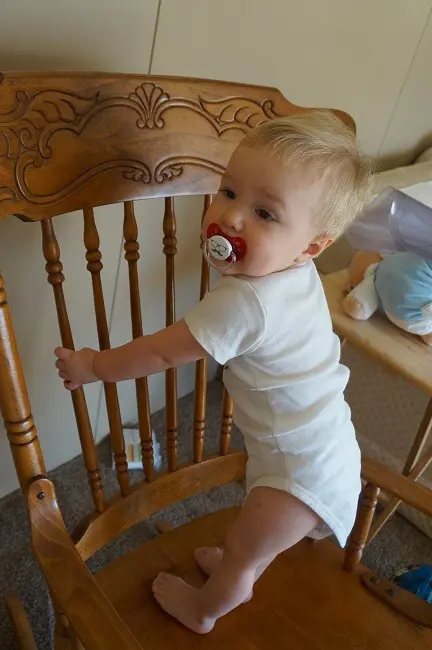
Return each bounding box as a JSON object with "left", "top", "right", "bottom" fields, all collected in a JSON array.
[
  {"left": 193, "top": 194, "right": 211, "bottom": 463},
  {"left": 41, "top": 219, "right": 105, "bottom": 512},
  {"left": 123, "top": 201, "right": 154, "bottom": 481},
  {"left": 163, "top": 197, "right": 178, "bottom": 472},
  {"left": 83, "top": 208, "right": 130, "bottom": 496},
  {"left": 344, "top": 482, "right": 380, "bottom": 572},
  {"left": 0, "top": 271, "right": 46, "bottom": 491},
  {"left": 220, "top": 388, "right": 234, "bottom": 456}
]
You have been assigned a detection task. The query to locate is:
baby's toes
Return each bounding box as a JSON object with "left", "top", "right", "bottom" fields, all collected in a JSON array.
[{"left": 152, "top": 572, "right": 171, "bottom": 596}]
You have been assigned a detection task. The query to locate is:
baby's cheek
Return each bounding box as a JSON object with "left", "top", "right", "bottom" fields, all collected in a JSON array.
[
  {"left": 253, "top": 232, "right": 275, "bottom": 258},
  {"left": 245, "top": 242, "right": 272, "bottom": 274}
]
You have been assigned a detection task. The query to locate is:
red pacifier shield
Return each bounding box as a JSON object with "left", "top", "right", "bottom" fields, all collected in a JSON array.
[{"left": 206, "top": 223, "right": 247, "bottom": 262}]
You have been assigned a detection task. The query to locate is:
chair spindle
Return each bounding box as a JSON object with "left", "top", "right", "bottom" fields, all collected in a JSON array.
[
  {"left": 193, "top": 195, "right": 211, "bottom": 463},
  {"left": 0, "top": 273, "right": 46, "bottom": 492},
  {"left": 163, "top": 197, "right": 178, "bottom": 472},
  {"left": 83, "top": 208, "right": 130, "bottom": 496},
  {"left": 41, "top": 219, "right": 105, "bottom": 512},
  {"left": 220, "top": 388, "right": 234, "bottom": 456},
  {"left": 367, "top": 398, "right": 432, "bottom": 543},
  {"left": 344, "top": 482, "right": 380, "bottom": 572},
  {"left": 123, "top": 201, "right": 154, "bottom": 481}
]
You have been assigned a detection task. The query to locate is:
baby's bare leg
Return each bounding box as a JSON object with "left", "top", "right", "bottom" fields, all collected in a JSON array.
[
  {"left": 194, "top": 547, "right": 269, "bottom": 602},
  {"left": 152, "top": 487, "right": 319, "bottom": 634},
  {"left": 195, "top": 548, "right": 270, "bottom": 578}
]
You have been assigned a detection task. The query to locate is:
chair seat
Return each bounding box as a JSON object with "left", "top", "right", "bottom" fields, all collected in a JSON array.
[
  {"left": 90, "top": 506, "right": 431, "bottom": 649},
  {"left": 322, "top": 270, "right": 432, "bottom": 397}
]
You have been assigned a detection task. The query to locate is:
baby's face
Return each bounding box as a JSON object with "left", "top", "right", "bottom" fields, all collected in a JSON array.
[{"left": 203, "top": 144, "right": 330, "bottom": 277}]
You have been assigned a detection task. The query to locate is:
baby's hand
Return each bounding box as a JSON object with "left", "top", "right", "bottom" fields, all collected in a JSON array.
[{"left": 54, "top": 347, "right": 99, "bottom": 391}]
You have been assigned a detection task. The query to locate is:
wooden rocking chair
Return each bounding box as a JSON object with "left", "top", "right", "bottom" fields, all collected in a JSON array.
[{"left": 1, "top": 71, "right": 432, "bottom": 649}]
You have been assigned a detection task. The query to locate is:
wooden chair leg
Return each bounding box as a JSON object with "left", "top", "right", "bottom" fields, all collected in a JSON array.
[
  {"left": 4, "top": 590, "right": 38, "bottom": 650},
  {"left": 220, "top": 389, "right": 234, "bottom": 456},
  {"left": 401, "top": 399, "right": 432, "bottom": 474},
  {"left": 345, "top": 483, "right": 380, "bottom": 572},
  {"left": 368, "top": 399, "right": 432, "bottom": 542}
]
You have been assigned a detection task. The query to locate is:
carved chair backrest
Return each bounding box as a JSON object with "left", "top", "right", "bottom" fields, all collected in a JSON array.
[{"left": 0, "top": 72, "right": 353, "bottom": 559}]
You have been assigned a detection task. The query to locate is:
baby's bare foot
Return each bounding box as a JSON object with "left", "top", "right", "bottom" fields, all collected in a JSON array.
[
  {"left": 194, "top": 547, "right": 253, "bottom": 602},
  {"left": 152, "top": 572, "right": 215, "bottom": 634}
]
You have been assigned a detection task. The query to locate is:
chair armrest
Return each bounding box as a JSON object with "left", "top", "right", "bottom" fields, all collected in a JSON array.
[
  {"left": 362, "top": 457, "right": 432, "bottom": 518},
  {"left": 27, "top": 477, "right": 143, "bottom": 650}
]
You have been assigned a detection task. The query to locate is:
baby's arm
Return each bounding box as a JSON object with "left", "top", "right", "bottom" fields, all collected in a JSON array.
[{"left": 55, "top": 319, "right": 207, "bottom": 391}]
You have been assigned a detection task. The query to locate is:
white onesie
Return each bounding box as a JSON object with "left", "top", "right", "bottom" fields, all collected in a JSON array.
[{"left": 184, "top": 261, "right": 361, "bottom": 547}]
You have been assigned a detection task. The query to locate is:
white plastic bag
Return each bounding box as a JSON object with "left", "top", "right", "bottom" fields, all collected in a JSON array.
[{"left": 347, "top": 186, "right": 432, "bottom": 259}]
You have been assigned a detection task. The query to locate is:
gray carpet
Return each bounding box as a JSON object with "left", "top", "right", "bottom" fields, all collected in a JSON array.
[{"left": 1, "top": 380, "right": 432, "bottom": 649}]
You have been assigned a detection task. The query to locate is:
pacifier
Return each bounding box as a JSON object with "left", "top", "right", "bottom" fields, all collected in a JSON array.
[{"left": 203, "top": 223, "right": 247, "bottom": 270}]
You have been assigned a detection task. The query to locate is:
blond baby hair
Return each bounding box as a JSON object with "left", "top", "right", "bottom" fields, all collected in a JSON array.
[{"left": 243, "top": 111, "right": 375, "bottom": 238}]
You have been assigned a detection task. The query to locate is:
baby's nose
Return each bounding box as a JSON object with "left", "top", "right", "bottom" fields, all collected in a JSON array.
[{"left": 222, "top": 208, "right": 244, "bottom": 232}]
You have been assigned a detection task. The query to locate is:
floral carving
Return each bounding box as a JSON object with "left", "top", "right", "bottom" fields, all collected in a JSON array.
[
  {"left": 0, "top": 186, "right": 17, "bottom": 204},
  {"left": 128, "top": 82, "right": 169, "bottom": 128},
  {"left": 197, "top": 96, "right": 276, "bottom": 133},
  {"left": 0, "top": 90, "right": 99, "bottom": 161},
  {"left": 154, "top": 156, "right": 225, "bottom": 185},
  {"left": 154, "top": 162, "right": 184, "bottom": 184},
  {"left": 0, "top": 80, "right": 278, "bottom": 206},
  {"left": 125, "top": 82, "right": 277, "bottom": 135},
  {"left": 122, "top": 164, "right": 151, "bottom": 184}
]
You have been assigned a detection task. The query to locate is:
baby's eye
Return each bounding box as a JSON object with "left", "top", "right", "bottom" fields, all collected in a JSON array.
[
  {"left": 256, "top": 208, "right": 276, "bottom": 222},
  {"left": 220, "top": 188, "right": 236, "bottom": 200}
]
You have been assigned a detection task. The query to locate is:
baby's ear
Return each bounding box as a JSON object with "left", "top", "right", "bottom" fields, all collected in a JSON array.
[{"left": 297, "top": 237, "right": 334, "bottom": 263}]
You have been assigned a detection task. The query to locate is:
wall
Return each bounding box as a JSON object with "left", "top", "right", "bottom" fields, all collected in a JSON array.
[
  {"left": 378, "top": 7, "right": 432, "bottom": 165},
  {"left": 1, "top": 0, "right": 432, "bottom": 498},
  {"left": 151, "top": 0, "right": 432, "bottom": 162}
]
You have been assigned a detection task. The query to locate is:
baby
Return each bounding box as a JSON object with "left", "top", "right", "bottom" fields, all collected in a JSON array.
[{"left": 55, "top": 111, "right": 374, "bottom": 634}]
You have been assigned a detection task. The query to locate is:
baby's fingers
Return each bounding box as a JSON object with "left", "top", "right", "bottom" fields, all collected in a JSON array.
[
  {"left": 54, "top": 346, "right": 73, "bottom": 360},
  {"left": 64, "top": 379, "right": 80, "bottom": 391}
]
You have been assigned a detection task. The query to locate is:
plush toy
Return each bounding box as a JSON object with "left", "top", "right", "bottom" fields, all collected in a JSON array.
[
  {"left": 343, "top": 251, "right": 432, "bottom": 345},
  {"left": 342, "top": 187, "right": 432, "bottom": 346}
]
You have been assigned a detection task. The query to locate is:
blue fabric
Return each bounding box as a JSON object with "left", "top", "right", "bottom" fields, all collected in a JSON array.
[
  {"left": 375, "top": 253, "right": 432, "bottom": 322},
  {"left": 394, "top": 565, "right": 432, "bottom": 603}
]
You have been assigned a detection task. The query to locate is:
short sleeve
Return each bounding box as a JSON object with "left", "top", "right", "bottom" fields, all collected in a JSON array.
[{"left": 184, "top": 277, "right": 266, "bottom": 365}]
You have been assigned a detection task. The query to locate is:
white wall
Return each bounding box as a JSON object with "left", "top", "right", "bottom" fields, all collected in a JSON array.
[
  {"left": 0, "top": 0, "right": 159, "bottom": 74},
  {"left": 379, "top": 7, "right": 432, "bottom": 164},
  {"left": 150, "top": 0, "right": 432, "bottom": 159},
  {"left": 1, "top": 0, "right": 432, "bottom": 498}
]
